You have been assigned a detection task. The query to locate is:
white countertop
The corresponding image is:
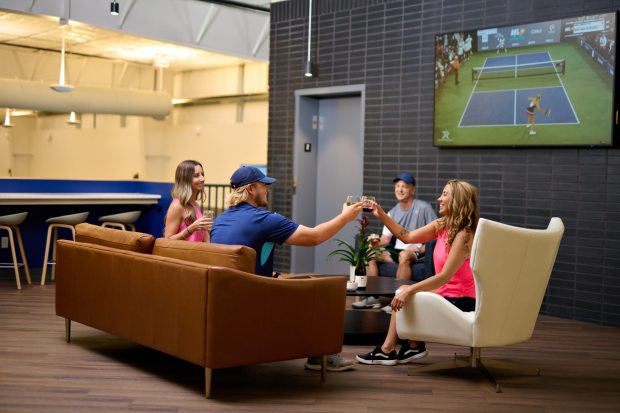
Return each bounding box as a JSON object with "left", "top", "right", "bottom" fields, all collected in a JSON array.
[{"left": 0, "top": 192, "right": 162, "bottom": 205}]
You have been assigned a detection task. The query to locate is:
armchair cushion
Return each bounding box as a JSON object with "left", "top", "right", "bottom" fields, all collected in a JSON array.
[
  {"left": 152, "top": 238, "right": 256, "bottom": 274},
  {"left": 75, "top": 223, "right": 155, "bottom": 254},
  {"left": 397, "top": 292, "right": 475, "bottom": 347}
]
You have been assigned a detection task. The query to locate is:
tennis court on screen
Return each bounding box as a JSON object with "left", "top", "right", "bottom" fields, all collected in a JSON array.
[{"left": 458, "top": 52, "right": 579, "bottom": 127}]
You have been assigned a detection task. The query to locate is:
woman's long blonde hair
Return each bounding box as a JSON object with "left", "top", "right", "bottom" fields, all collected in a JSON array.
[
  {"left": 437, "top": 179, "right": 479, "bottom": 247},
  {"left": 171, "top": 160, "right": 205, "bottom": 223}
]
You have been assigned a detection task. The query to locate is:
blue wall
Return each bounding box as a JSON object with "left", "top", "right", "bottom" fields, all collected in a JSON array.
[{"left": 0, "top": 179, "right": 173, "bottom": 271}]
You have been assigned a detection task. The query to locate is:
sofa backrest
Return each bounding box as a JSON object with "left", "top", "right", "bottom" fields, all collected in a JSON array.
[
  {"left": 152, "top": 238, "right": 256, "bottom": 274},
  {"left": 75, "top": 223, "right": 155, "bottom": 254}
]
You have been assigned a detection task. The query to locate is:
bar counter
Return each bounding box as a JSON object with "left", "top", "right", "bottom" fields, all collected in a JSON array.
[{"left": 0, "top": 192, "right": 161, "bottom": 205}]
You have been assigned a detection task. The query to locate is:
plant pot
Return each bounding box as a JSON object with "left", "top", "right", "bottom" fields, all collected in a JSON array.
[{"left": 349, "top": 265, "right": 356, "bottom": 282}]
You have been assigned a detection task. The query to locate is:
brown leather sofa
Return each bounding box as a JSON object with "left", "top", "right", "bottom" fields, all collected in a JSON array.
[{"left": 55, "top": 224, "right": 346, "bottom": 398}]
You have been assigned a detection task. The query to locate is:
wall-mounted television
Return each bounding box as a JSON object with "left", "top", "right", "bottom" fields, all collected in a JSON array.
[{"left": 433, "top": 12, "right": 617, "bottom": 147}]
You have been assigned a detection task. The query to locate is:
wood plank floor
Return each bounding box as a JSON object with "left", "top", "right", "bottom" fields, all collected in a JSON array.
[{"left": 1, "top": 274, "right": 619, "bottom": 413}]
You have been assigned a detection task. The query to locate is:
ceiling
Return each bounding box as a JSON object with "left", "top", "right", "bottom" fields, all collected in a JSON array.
[{"left": 0, "top": 0, "right": 274, "bottom": 72}]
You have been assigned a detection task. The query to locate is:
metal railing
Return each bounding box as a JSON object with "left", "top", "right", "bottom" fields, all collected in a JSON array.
[{"left": 203, "top": 184, "right": 232, "bottom": 216}]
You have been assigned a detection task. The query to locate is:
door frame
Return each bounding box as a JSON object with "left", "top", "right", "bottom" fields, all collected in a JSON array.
[{"left": 290, "top": 84, "right": 366, "bottom": 273}]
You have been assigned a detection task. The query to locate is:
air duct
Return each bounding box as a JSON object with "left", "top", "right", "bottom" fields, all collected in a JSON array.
[{"left": 0, "top": 78, "right": 172, "bottom": 118}]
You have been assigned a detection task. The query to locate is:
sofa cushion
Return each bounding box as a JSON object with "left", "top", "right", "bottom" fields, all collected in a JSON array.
[
  {"left": 153, "top": 238, "right": 256, "bottom": 274},
  {"left": 75, "top": 223, "right": 155, "bottom": 254}
]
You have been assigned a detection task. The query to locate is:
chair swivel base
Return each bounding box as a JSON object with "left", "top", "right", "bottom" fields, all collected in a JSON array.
[{"left": 407, "top": 347, "right": 540, "bottom": 393}]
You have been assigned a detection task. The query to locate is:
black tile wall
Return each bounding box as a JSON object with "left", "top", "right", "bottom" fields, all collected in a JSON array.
[{"left": 270, "top": 0, "right": 620, "bottom": 327}]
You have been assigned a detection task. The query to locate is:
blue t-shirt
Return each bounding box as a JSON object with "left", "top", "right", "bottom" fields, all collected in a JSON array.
[{"left": 210, "top": 202, "right": 299, "bottom": 276}]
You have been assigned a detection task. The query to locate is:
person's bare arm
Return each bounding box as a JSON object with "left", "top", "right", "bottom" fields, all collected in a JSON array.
[
  {"left": 372, "top": 201, "right": 437, "bottom": 245},
  {"left": 164, "top": 202, "right": 185, "bottom": 240},
  {"left": 391, "top": 229, "right": 472, "bottom": 311},
  {"left": 377, "top": 234, "right": 393, "bottom": 261},
  {"left": 164, "top": 203, "right": 211, "bottom": 240},
  {"left": 284, "top": 202, "right": 363, "bottom": 246}
]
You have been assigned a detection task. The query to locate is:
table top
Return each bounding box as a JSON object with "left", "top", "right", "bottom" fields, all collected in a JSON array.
[
  {"left": 291, "top": 274, "right": 414, "bottom": 297},
  {"left": 0, "top": 192, "right": 162, "bottom": 205},
  {"left": 346, "top": 276, "right": 414, "bottom": 297}
]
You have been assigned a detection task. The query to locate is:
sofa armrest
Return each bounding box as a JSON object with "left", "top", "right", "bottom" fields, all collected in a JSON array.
[{"left": 205, "top": 269, "right": 346, "bottom": 369}]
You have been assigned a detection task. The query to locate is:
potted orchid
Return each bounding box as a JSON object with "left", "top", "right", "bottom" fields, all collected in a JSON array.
[{"left": 327, "top": 215, "right": 383, "bottom": 288}]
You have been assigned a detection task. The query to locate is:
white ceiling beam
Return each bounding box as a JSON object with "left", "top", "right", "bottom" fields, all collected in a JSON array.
[
  {"left": 251, "top": 19, "right": 268, "bottom": 57},
  {"left": 0, "top": 0, "right": 269, "bottom": 61},
  {"left": 195, "top": 4, "right": 218, "bottom": 45},
  {"left": 118, "top": 0, "right": 136, "bottom": 29}
]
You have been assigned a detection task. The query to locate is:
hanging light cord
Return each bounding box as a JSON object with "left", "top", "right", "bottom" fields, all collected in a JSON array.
[{"left": 306, "top": 0, "right": 312, "bottom": 63}]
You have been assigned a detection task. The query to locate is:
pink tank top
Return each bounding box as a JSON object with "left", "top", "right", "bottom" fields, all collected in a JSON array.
[
  {"left": 434, "top": 228, "right": 476, "bottom": 298},
  {"left": 174, "top": 199, "right": 206, "bottom": 242}
]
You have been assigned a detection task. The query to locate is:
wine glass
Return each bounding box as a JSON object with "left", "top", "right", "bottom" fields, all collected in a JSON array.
[
  {"left": 361, "top": 195, "right": 375, "bottom": 212},
  {"left": 345, "top": 195, "right": 360, "bottom": 206},
  {"left": 203, "top": 210, "right": 214, "bottom": 232}
]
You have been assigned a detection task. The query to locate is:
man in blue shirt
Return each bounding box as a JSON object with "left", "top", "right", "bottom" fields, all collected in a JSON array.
[
  {"left": 211, "top": 165, "right": 362, "bottom": 372},
  {"left": 211, "top": 166, "right": 361, "bottom": 277}
]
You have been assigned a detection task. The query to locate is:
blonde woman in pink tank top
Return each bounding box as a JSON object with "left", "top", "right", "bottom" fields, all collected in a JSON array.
[
  {"left": 357, "top": 179, "right": 479, "bottom": 366},
  {"left": 164, "top": 160, "right": 212, "bottom": 242}
]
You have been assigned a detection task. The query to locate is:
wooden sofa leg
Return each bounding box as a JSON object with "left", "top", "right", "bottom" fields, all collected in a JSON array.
[
  {"left": 65, "top": 318, "right": 71, "bottom": 342},
  {"left": 205, "top": 368, "right": 212, "bottom": 398},
  {"left": 321, "top": 355, "right": 327, "bottom": 382}
]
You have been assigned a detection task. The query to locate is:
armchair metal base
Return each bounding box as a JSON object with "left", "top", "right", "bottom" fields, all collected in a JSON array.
[{"left": 407, "top": 347, "right": 540, "bottom": 393}]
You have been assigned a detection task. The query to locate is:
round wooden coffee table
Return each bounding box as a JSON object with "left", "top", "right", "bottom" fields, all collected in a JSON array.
[{"left": 344, "top": 276, "right": 414, "bottom": 344}]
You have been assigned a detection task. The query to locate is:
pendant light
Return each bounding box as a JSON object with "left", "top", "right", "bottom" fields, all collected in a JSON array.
[
  {"left": 67, "top": 111, "right": 80, "bottom": 125},
  {"left": 50, "top": 21, "right": 74, "bottom": 93},
  {"left": 304, "top": 0, "right": 316, "bottom": 77},
  {"left": 2, "top": 108, "right": 13, "bottom": 128},
  {"left": 110, "top": 1, "right": 120, "bottom": 16}
]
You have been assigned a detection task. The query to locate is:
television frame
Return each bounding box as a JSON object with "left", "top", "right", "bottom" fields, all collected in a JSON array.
[{"left": 432, "top": 11, "right": 618, "bottom": 148}]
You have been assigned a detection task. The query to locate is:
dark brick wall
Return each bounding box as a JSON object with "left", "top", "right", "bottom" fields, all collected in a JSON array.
[{"left": 269, "top": 0, "right": 620, "bottom": 327}]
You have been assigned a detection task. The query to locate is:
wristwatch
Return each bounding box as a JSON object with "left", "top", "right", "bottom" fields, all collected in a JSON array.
[{"left": 414, "top": 251, "right": 421, "bottom": 259}]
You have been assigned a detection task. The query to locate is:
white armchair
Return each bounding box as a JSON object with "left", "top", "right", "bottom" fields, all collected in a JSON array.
[{"left": 396, "top": 217, "right": 564, "bottom": 392}]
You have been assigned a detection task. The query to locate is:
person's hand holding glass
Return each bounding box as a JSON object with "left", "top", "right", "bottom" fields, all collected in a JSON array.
[
  {"left": 203, "top": 210, "right": 214, "bottom": 232},
  {"left": 343, "top": 195, "right": 363, "bottom": 220},
  {"left": 361, "top": 195, "right": 376, "bottom": 213}
]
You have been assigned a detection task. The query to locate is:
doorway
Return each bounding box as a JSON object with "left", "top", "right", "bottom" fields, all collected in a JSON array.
[{"left": 291, "top": 85, "right": 365, "bottom": 275}]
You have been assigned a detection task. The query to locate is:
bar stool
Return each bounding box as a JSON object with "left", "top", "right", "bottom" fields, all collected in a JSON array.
[
  {"left": 41, "top": 212, "right": 89, "bottom": 286},
  {"left": 0, "top": 212, "right": 31, "bottom": 290},
  {"left": 98, "top": 210, "right": 141, "bottom": 231}
]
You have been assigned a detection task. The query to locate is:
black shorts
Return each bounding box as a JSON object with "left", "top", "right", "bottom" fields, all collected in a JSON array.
[
  {"left": 388, "top": 249, "right": 421, "bottom": 262},
  {"left": 443, "top": 296, "right": 476, "bottom": 312}
]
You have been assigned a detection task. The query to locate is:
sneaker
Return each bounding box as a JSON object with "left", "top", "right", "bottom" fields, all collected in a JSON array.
[
  {"left": 380, "top": 304, "right": 392, "bottom": 314},
  {"left": 529, "top": 130, "right": 537, "bottom": 136},
  {"left": 356, "top": 346, "right": 397, "bottom": 366},
  {"left": 305, "top": 354, "right": 355, "bottom": 372},
  {"left": 397, "top": 342, "right": 428, "bottom": 364},
  {"left": 352, "top": 296, "right": 381, "bottom": 309}
]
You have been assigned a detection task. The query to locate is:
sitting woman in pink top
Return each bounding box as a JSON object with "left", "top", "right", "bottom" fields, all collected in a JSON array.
[
  {"left": 357, "top": 179, "right": 479, "bottom": 366},
  {"left": 164, "top": 160, "right": 212, "bottom": 242}
]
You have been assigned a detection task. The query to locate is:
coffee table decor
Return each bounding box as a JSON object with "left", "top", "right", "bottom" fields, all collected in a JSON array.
[{"left": 327, "top": 215, "right": 384, "bottom": 288}]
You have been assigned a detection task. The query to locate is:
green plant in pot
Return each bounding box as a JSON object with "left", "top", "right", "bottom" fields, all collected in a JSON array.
[{"left": 327, "top": 215, "right": 383, "bottom": 288}]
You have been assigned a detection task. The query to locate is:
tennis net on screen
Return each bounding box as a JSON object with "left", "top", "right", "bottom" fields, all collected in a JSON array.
[{"left": 471, "top": 59, "right": 565, "bottom": 81}]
